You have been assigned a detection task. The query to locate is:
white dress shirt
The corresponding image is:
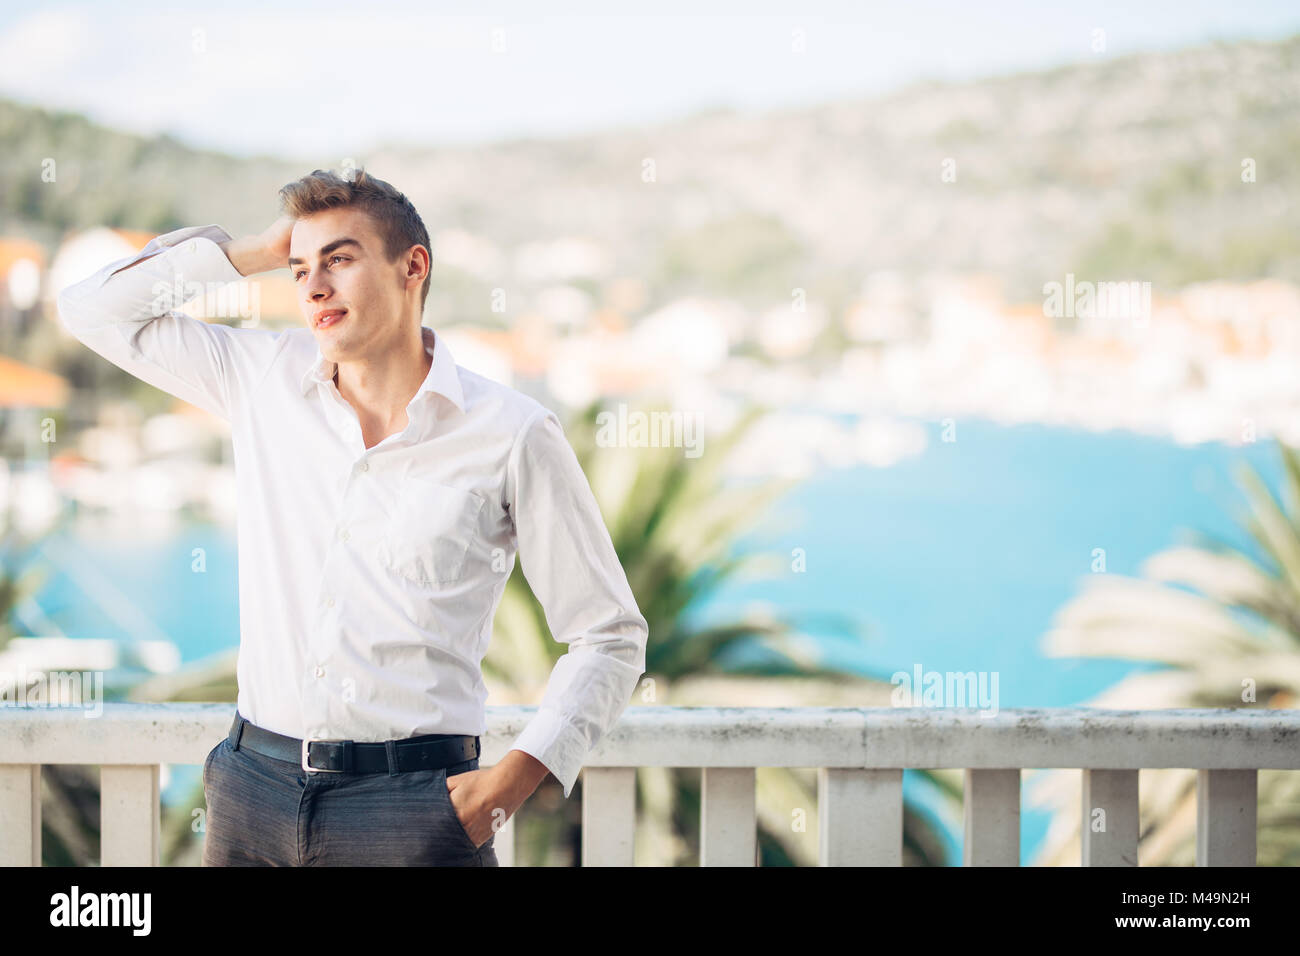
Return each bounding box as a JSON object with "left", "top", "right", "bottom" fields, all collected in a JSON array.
[{"left": 56, "top": 223, "right": 648, "bottom": 798}]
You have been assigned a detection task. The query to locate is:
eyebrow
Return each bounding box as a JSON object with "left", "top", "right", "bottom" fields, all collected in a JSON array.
[{"left": 288, "top": 238, "right": 362, "bottom": 268}]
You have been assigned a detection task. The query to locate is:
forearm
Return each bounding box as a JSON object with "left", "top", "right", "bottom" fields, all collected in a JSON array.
[
  {"left": 497, "top": 749, "right": 550, "bottom": 802},
  {"left": 217, "top": 234, "right": 283, "bottom": 277}
]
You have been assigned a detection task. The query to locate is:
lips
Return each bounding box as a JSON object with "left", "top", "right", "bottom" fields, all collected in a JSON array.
[{"left": 316, "top": 309, "right": 346, "bottom": 329}]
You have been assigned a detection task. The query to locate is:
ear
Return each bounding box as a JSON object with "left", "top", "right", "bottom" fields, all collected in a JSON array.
[{"left": 406, "top": 245, "right": 429, "bottom": 283}]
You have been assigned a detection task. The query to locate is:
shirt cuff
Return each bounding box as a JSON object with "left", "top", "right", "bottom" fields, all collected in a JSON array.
[
  {"left": 154, "top": 223, "right": 236, "bottom": 252},
  {"left": 508, "top": 707, "right": 589, "bottom": 800},
  {"left": 114, "top": 224, "right": 240, "bottom": 281}
]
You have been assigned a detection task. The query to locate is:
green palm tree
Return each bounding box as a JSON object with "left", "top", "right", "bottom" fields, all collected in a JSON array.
[{"left": 1026, "top": 437, "right": 1300, "bottom": 866}]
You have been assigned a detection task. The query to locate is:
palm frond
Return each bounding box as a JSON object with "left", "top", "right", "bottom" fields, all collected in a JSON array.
[{"left": 1035, "top": 437, "right": 1300, "bottom": 866}]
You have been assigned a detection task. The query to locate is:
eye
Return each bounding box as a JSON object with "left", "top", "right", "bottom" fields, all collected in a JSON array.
[{"left": 294, "top": 254, "right": 348, "bottom": 281}]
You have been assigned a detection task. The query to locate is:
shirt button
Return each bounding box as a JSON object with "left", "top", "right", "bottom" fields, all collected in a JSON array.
[
  {"left": 339, "top": 528, "right": 350, "bottom": 542},
  {"left": 315, "top": 666, "right": 325, "bottom": 678},
  {"left": 359, "top": 462, "right": 369, "bottom": 472},
  {"left": 325, "top": 596, "right": 335, "bottom": 608}
]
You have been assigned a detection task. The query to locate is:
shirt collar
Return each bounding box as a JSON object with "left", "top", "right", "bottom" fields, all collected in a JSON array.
[{"left": 299, "top": 325, "right": 465, "bottom": 413}]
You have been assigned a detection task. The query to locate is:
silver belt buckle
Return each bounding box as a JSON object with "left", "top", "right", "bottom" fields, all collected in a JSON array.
[{"left": 301, "top": 738, "right": 346, "bottom": 773}]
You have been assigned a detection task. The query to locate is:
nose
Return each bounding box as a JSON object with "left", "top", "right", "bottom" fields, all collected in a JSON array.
[{"left": 305, "top": 270, "right": 332, "bottom": 302}]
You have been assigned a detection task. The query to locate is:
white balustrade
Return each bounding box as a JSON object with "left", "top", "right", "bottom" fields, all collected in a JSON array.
[{"left": 1, "top": 703, "right": 1296, "bottom": 866}]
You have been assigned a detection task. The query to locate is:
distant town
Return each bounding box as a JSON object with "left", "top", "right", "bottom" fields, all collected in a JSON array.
[{"left": 1, "top": 219, "right": 1295, "bottom": 532}]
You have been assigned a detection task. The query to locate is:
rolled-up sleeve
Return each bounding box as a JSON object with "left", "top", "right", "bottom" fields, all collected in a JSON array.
[
  {"left": 56, "top": 223, "right": 284, "bottom": 422},
  {"left": 504, "top": 407, "right": 649, "bottom": 798}
]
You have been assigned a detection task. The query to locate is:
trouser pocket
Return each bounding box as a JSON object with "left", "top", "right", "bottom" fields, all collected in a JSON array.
[
  {"left": 202, "top": 738, "right": 225, "bottom": 791},
  {"left": 440, "top": 765, "right": 481, "bottom": 852}
]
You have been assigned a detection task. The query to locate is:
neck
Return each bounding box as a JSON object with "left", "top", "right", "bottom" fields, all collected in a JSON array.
[{"left": 334, "top": 327, "right": 431, "bottom": 425}]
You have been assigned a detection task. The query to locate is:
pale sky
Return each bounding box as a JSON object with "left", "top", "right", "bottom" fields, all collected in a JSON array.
[{"left": 2, "top": 0, "right": 1298, "bottom": 159}]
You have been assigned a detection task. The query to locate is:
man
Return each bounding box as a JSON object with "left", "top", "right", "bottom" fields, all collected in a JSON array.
[{"left": 56, "top": 167, "right": 649, "bottom": 866}]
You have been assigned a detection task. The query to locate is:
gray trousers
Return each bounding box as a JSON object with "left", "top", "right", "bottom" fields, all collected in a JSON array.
[{"left": 201, "top": 720, "right": 498, "bottom": 866}]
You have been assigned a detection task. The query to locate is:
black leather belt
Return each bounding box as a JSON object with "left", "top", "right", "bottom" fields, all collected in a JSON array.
[{"left": 227, "top": 711, "right": 480, "bottom": 774}]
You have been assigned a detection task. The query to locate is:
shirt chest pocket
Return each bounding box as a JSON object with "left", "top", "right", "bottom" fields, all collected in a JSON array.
[{"left": 382, "top": 479, "right": 486, "bottom": 587}]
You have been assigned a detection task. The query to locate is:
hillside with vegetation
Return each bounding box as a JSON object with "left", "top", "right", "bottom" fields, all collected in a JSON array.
[{"left": 2, "top": 32, "right": 1296, "bottom": 314}]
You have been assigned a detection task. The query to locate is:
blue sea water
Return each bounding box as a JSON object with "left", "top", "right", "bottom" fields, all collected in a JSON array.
[
  {"left": 25, "top": 415, "right": 1287, "bottom": 865},
  {"left": 687, "top": 415, "right": 1285, "bottom": 864}
]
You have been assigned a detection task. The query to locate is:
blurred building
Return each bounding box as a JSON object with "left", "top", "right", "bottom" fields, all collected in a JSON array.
[{"left": 0, "top": 236, "right": 47, "bottom": 350}]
